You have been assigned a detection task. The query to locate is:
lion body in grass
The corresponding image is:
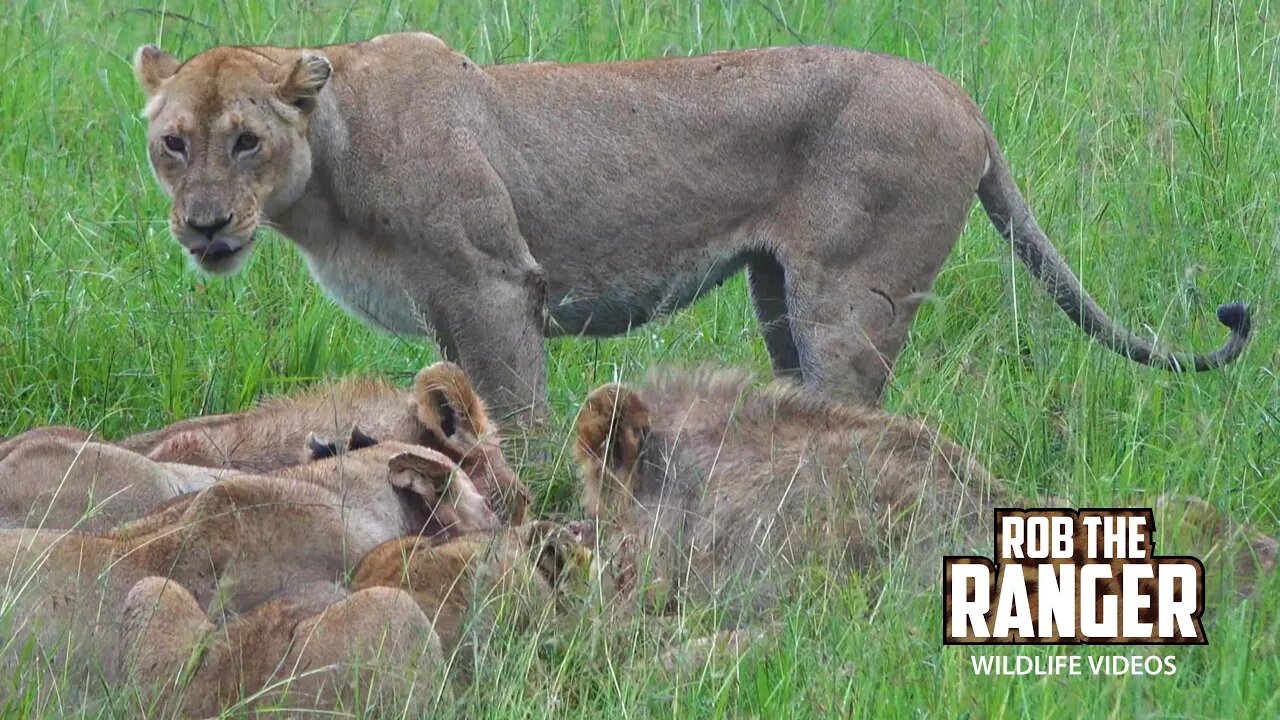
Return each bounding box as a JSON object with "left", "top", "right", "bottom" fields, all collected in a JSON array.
[{"left": 0, "top": 362, "right": 527, "bottom": 531}]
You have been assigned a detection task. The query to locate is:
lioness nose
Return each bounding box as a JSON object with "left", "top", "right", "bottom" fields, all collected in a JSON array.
[{"left": 187, "top": 214, "right": 232, "bottom": 239}]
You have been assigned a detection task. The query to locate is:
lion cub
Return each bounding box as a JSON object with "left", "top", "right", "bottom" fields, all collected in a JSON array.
[
  {"left": 573, "top": 367, "right": 1016, "bottom": 614},
  {"left": 121, "top": 577, "right": 445, "bottom": 717},
  {"left": 123, "top": 361, "right": 528, "bottom": 519},
  {"left": 0, "top": 362, "right": 528, "bottom": 531},
  {"left": 350, "top": 521, "right": 596, "bottom": 660},
  {"left": 573, "top": 368, "right": 1278, "bottom": 623},
  {"left": 0, "top": 442, "right": 494, "bottom": 693}
]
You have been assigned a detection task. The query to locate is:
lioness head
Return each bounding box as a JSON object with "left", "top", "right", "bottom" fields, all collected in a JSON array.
[{"left": 133, "top": 45, "right": 330, "bottom": 275}]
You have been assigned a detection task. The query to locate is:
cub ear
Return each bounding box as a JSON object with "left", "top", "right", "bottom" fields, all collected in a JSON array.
[
  {"left": 573, "top": 383, "right": 650, "bottom": 477},
  {"left": 413, "top": 362, "right": 490, "bottom": 440},
  {"left": 278, "top": 53, "right": 331, "bottom": 112},
  {"left": 308, "top": 433, "right": 340, "bottom": 461},
  {"left": 134, "top": 45, "right": 180, "bottom": 97},
  {"left": 347, "top": 425, "right": 379, "bottom": 451},
  {"left": 387, "top": 451, "right": 455, "bottom": 498},
  {"left": 389, "top": 450, "right": 500, "bottom": 539}
]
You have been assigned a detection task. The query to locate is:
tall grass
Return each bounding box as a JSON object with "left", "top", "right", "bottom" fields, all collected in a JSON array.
[{"left": 0, "top": 0, "right": 1277, "bottom": 716}]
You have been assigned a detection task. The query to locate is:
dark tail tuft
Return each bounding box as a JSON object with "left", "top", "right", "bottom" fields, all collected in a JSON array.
[{"left": 1216, "top": 302, "right": 1251, "bottom": 339}]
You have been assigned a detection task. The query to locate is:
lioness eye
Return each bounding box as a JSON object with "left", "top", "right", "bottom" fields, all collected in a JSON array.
[
  {"left": 233, "top": 132, "right": 260, "bottom": 155},
  {"left": 162, "top": 135, "right": 186, "bottom": 155}
]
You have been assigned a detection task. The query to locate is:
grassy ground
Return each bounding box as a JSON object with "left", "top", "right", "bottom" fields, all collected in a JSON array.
[{"left": 1, "top": 0, "right": 1278, "bottom": 716}]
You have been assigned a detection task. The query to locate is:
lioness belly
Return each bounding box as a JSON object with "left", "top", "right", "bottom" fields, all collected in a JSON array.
[{"left": 544, "top": 251, "right": 749, "bottom": 337}]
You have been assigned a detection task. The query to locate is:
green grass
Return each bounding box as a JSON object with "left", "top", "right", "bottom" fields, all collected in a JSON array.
[{"left": 1, "top": 0, "right": 1278, "bottom": 716}]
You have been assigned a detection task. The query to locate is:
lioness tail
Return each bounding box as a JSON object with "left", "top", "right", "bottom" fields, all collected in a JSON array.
[{"left": 976, "top": 132, "right": 1250, "bottom": 372}]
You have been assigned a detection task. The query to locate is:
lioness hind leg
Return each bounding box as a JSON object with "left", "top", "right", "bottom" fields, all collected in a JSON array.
[
  {"left": 0, "top": 435, "right": 177, "bottom": 532},
  {"left": 780, "top": 263, "right": 920, "bottom": 406},
  {"left": 0, "top": 426, "right": 93, "bottom": 463},
  {"left": 778, "top": 189, "right": 976, "bottom": 406},
  {"left": 746, "top": 252, "right": 802, "bottom": 381},
  {"left": 774, "top": 76, "right": 987, "bottom": 406}
]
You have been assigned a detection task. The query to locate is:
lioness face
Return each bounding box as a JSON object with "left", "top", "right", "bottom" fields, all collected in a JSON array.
[{"left": 133, "top": 45, "right": 330, "bottom": 275}]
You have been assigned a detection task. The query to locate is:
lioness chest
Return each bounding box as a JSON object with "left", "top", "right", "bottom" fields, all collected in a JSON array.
[{"left": 285, "top": 199, "right": 428, "bottom": 336}]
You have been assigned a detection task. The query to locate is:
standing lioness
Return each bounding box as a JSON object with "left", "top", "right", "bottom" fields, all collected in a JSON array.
[{"left": 133, "top": 35, "right": 1249, "bottom": 423}]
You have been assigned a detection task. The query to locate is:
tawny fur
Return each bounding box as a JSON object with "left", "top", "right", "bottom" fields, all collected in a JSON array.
[
  {"left": 0, "top": 362, "right": 527, "bottom": 531},
  {"left": 134, "top": 35, "right": 1246, "bottom": 425},
  {"left": 572, "top": 368, "right": 1275, "bottom": 621},
  {"left": 0, "top": 442, "right": 489, "bottom": 692},
  {"left": 121, "top": 577, "right": 444, "bottom": 717},
  {"left": 350, "top": 521, "right": 595, "bottom": 661}
]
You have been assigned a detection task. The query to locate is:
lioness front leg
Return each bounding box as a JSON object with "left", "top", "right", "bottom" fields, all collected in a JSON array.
[
  {"left": 426, "top": 268, "right": 548, "bottom": 432},
  {"left": 404, "top": 130, "right": 551, "bottom": 431}
]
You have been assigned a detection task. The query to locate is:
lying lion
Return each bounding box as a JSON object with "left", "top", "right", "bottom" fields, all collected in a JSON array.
[
  {"left": 572, "top": 368, "right": 1276, "bottom": 621},
  {"left": 133, "top": 34, "right": 1248, "bottom": 425},
  {"left": 350, "top": 521, "right": 596, "bottom": 665},
  {"left": 121, "top": 578, "right": 444, "bottom": 717},
  {"left": 0, "top": 441, "right": 496, "bottom": 694},
  {"left": 115, "top": 520, "right": 590, "bottom": 714},
  {"left": 0, "top": 362, "right": 529, "bottom": 531},
  {"left": 125, "top": 361, "right": 529, "bottom": 519},
  {"left": 0, "top": 431, "right": 235, "bottom": 531}
]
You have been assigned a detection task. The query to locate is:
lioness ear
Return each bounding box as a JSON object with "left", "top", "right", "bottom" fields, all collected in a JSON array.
[
  {"left": 388, "top": 450, "right": 500, "bottom": 539},
  {"left": 278, "top": 53, "right": 331, "bottom": 112},
  {"left": 413, "top": 362, "right": 490, "bottom": 439},
  {"left": 347, "top": 425, "right": 379, "bottom": 451},
  {"left": 134, "top": 45, "right": 180, "bottom": 97},
  {"left": 387, "top": 451, "right": 455, "bottom": 496},
  {"left": 573, "top": 383, "right": 650, "bottom": 478},
  {"left": 308, "top": 433, "right": 340, "bottom": 461}
]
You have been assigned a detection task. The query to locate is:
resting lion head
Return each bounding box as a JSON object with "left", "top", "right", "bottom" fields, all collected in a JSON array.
[{"left": 133, "top": 45, "right": 328, "bottom": 274}]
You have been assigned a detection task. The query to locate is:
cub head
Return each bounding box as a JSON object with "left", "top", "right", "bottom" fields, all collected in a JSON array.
[
  {"left": 516, "top": 520, "right": 598, "bottom": 600},
  {"left": 412, "top": 362, "right": 531, "bottom": 525},
  {"left": 387, "top": 447, "right": 500, "bottom": 542},
  {"left": 134, "top": 45, "right": 330, "bottom": 275},
  {"left": 572, "top": 383, "right": 651, "bottom": 521}
]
